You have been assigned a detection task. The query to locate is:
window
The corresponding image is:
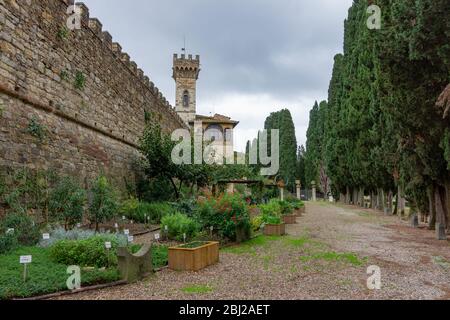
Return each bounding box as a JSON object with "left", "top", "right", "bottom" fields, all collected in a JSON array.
[
  {"left": 204, "top": 125, "right": 224, "bottom": 143},
  {"left": 183, "top": 91, "right": 189, "bottom": 108}
]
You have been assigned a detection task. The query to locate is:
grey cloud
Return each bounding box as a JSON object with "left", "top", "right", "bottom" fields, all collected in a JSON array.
[{"left": 82, "top": 0, "right": 353, "bottom": 146}]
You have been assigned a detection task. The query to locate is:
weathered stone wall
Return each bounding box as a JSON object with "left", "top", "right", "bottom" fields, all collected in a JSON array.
[{"left": 0, "top": 0, "right": 187, "bottom": 189}]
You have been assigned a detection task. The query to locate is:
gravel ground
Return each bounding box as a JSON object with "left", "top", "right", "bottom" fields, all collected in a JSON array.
[{"left": 55, "top": 202, "right": 450, "bottom": 300}]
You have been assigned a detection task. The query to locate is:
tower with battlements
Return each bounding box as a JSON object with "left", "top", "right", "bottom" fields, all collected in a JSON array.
[{"left": 173, "top": 53, "right": 200, "bottom": 124}]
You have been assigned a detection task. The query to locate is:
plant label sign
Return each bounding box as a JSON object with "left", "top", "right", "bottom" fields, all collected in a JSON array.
[
  {"left": 122, "top": 216, "right": 126, "bottom": 220},
  {"left": 128, "top": 236, "right": 134, "bottom": 243},
  {"left": 42, "top": 233, "right": 50, "bottom": 240},
  {"left": 105, "top": 242, "right": 112, "bottom": 249},
  {"left": 124, "top": 229, "right": 130, "bottom": 235},
  {"left": 154, "top": 233, "right": 160, "bottom": 241},
  {"left": 114, "top": 223, "right": 119, "bottom": 229},
  {"left": 20, "top": 255, "right": 32, "bottom": 264},
  {"left": 6, "top": 228, "right": 14, "bottom": 235},
  {"left": 76, "top": 223, "right": 81, "bottom": 228}
]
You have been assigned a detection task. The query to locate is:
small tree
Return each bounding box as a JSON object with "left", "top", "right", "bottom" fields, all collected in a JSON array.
[
  {"left": 49, "top": 177, "right": 85, "bottom": 230},
  {"left": 88, "top": 176, "right": 118, "bottom": 231},
  {"left": 140, "top": 119, "right": 184, "bottom": 199}
]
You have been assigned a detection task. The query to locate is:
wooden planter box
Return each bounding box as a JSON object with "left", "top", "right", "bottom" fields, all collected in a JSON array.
[
  {"left": 168, "top": 241, "right": 219, "bottom": 271},
  {"left": 283, "top": 214, "right": 297, "bottom": 224},
  {"left": 264, "top": 223, "right": 286, "bottom": 236}
]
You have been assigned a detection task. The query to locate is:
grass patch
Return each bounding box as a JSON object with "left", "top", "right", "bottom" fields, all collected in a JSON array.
[
  {"left": 0, "top": 246, "right": 120, "bottom": 300},
  {"left": 0, "top": 244, "right": 169, "bottom": 299},
  {"left": 300, "top": 251, "right": 366, "bottom": 266},
  {"left": 283, "top": 235, "right": 312, "bottom": 248},
  {"left": 433, "top": 256, "right": 450, "bottom": 270},
  {"left": 221, "top": 236, "right": 279, "bottom": 255},
  {"left": 181, "top": 284, "right": 213, "bottom": 294}
]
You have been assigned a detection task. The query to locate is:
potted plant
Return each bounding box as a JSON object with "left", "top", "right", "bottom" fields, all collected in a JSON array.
[
  {"left": 168, "top": 241, "right": 219, "bottom": 271},
  {"left": 278, "top": 200, "right": 297, "bottom": 224},
  {"left": 262, "top": 215, "right": 286, "bottom": 236},
  {"left": 288, "top": 199, "right": 305, "bottom": 216},
  {"left": 259, "top": 200, "right": 286, "bottom": 236}
]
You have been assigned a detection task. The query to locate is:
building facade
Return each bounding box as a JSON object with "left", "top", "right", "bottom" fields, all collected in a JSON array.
[{"left": 173, "top": 53, "right": 239, "bottom": 150}]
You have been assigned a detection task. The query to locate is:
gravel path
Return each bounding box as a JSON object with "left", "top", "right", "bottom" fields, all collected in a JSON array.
[{"left": 55, "top": 202, "right": 450, "bottom": 300}]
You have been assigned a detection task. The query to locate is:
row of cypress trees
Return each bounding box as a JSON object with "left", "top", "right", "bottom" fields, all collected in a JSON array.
[{"left": 305, "top": 0, "right": 450, "bottom": 230}]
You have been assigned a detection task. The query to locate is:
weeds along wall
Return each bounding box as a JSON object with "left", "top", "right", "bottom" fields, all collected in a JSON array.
[{"left": 0, "top": 0, "right": 187, "bottom": 190}]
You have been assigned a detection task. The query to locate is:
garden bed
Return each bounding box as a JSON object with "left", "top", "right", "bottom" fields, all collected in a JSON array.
[
  {"left": 283, "top": 214, "right": 297, "bottom": 224},
  {"left": 0, "top": 245, "right": 169, "bottom": 300},
  {"left": 263, "top": 223, "right": 286, "bottom": 236},
  {"left": 168, "top": 241, "right": 219, "bottom": 271}
]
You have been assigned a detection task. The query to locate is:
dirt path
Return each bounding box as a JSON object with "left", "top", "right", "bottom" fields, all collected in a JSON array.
[{"left": 56, "top": 202, "right": 450, "bottom": 300}]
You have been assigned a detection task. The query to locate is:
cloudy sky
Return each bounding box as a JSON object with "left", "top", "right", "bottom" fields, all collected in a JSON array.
[{"left": 83, "top": 0, "right": 353, "bottom": 152}]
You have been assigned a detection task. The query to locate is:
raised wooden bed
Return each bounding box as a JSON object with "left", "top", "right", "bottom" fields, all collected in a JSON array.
[
  {"left": 283, "top": 214, "right": 297, "bottom": 224},
  {"left": 168, "top": 241, "right": 219, "bottom": 271},
  {"left": 264, "top": 223, "right": 286, "bottom": 236}
]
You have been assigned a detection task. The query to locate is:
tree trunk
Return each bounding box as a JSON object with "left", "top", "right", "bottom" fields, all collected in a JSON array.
[
  {"left": 169, "top": 177, "right": 180, "bottom": 199},
  {"left": 345, "top": 186, "right": 351, "bottom": 204},
  {"left": 392, "top": 189, "right": 398, "bottom": 216},
  {"left": 435, "top": 185, "right": 448, "bottom": 229},
  {"left": 445, "top": 180, "right": 450, "bottom": 233},
  {"left": 428, "top": 185, "right": 436, "bottom": 230},
  {"left": 387, "top": 190, "right": 393, "bottom": 215},
  {"left": 371, "top": 191, "right": 376, "bottom": 209},
  {"left": 381, "top": 189, "right": 386, "bottom": 213},
  {"left": 353, "top": 189, "right": 358, "bottom": 206},
  {"left": 376, "top": 188, "right": 384, "bottom": 211},
  {"left": 359, "top": 188, "right": 365, "bottom": 207},
  {"left": 397, "top": 185, "right": 406, "bottom": 217}
]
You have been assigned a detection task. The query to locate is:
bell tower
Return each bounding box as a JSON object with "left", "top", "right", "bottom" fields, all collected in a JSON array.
[{"left": 173, "top": 53, "right": 200, "bottom": 125}]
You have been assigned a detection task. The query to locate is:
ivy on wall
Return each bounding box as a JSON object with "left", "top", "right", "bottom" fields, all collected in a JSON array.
[{"left": 27, "top": 116, "right": 47, "bottom": 142}]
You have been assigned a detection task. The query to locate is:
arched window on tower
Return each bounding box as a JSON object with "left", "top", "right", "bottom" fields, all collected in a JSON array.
[{"left": 183, "top": 90, "right": 190, "bottom": 108}]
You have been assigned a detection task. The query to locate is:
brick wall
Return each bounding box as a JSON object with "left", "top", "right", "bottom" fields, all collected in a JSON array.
[{"left": 0, "top": 0, "right": 187, "bottom": 189}]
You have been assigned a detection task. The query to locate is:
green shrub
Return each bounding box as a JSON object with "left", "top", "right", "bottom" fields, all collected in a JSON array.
[
  {"left": 250, "top": 215, "right": 264, "bottom": 232},
  {"left": 286, "top": 198, "right": 305, "bottom": 209},
  {"left": 160, "top": 212, "right": 199, "bottom": 241},
  {"left": 259, "top": 200, "right": 283, "bottom": 225},
  {"left": 88, "top": 176, "right": 118, "bottom": 231},
  {"left": 74, "top": 71, "right": 86, "bottom": 90},
  {"left": 262, "top": 215, "right": 282, "bottom": 225},
  {"left": 49, "top": 234, "right": 126, "bottom": 268},
  {"left": 27, "top": 116, "right": 47, "bottom": 142},
  {"left": 169, "top": 198, "right": 198, "bottom": 217},
  {"left": 120, "top": 198, "right": 174, "bottom": 224},
  {"left": 0, "top": 246, "right": 120, "bottom": 299},
  {"left": 0, "top": 233, "right": 18, "bottom": 254},
  {"left": 0, "top": 213, "right": 40, "bottom": 246},
  {"left": 195, "top": 194, "right": 251, "bottom": 241},
  {"left": 49, "top": 177, "right": 85, "bottom": 230},
  {"left": 278, "top": 200, "right": 294, "bottom": 215}
]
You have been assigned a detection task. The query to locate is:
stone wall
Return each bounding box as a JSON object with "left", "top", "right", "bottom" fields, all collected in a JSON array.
[{"left": 0, "top": 0, "right": 187, "bottom": 189}]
